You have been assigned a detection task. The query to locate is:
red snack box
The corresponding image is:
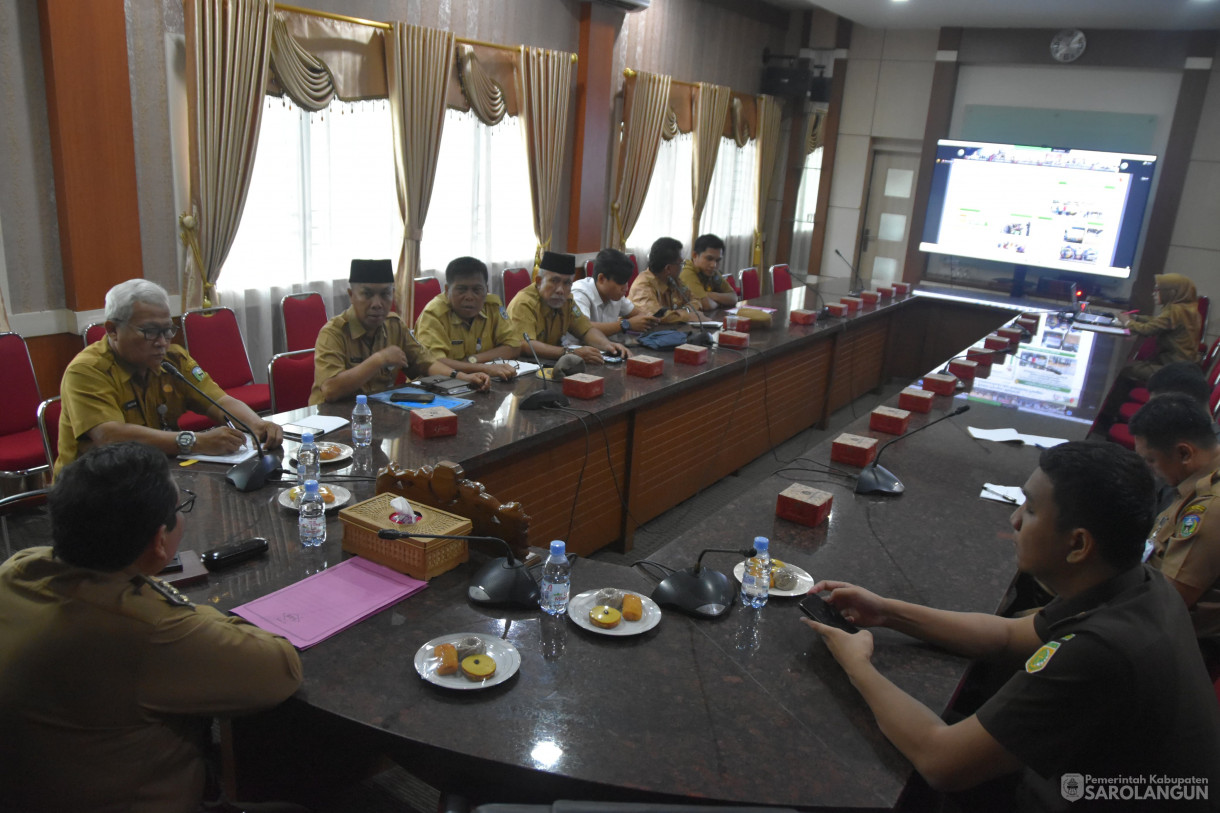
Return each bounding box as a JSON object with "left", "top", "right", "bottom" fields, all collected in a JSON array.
[
  {"left": 984, "top": 334, "right": 1009, "bottom": 351},
  {"left": 825, "top": 303, "right": 847, "bottom": 317},
  {"left": 673, "top": 344, "right": 708, "bottom": 365},
  {"left": 723, "top": 314, "right": 751, "bottom": 332},
  {"left": 410, "top": 406, "right": 458, "bottom": 438},
  {"left": 831, "top": 433, "right": 878, "bottom": 468},
  {"left": 625, "top": 355, "right": 664, "bottom": 378},
  {"left": 1018, "top": 313, "right": 1040, "bottom": 331},
  {"left": 562, "top": 372, "right": 606, "bottom": 398},
  {"left": 876, "top": 286, "right": 895, "bottom": 299},
  {"left": 840, "top": 296, "right": 862, "bottom": 313},
  {"left": 898, "top": 387, "right": 934, "bottom": 413},
  {"left": 997, "top": 326, "right": 1024, "bottom": 346},
  {"left": 775, "top": 483, "right": 834, "bottom": 528},
  {"left": 948, "top": 359, "right": 978, "bottom": 379},
  {"left": 860, "top": 291, "right": 880, "bottom": 305},
  {"left": 967, "top": 347, "right": 998, "bottom": 365},
  {"left": 869, "top": 405, "right": 911, "bottom": 435},
  {"left": 974, "top": 361, "right": 992, "bottom": 379},
  {"left": 893, "top": 282, "right": 911, "bottom": 295},
  {"left": 718, "top": 330, "right": 749, "bottom": 348},
  {"left": 922, "top": 372, "right": 958, "bottom": 395},
  {"left": 790, "top": 309, "right": 818, "bottom": 326}
]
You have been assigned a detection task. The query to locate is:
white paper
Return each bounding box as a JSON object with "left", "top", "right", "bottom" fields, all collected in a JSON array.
[
  {"left": 967, "top": 426, "right": 1068, "bottom": 448},
  {"left": 279, "top": 414, "right": 349, "bottom": 433},
  {"left": 980, "top": 483, "right": 1025, "bottom": 505},
  {"left": 184, "top": 438, "right": 257, "bottom": 465}
]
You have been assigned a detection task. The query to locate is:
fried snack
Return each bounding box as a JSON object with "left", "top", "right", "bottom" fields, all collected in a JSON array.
[
  {"left": 768, "top": 559, "right": 787, "bottom": 587},
  {"left": 460, "top": 653, "right": 497, "bottom": 680},
  {"left": 288, "top": 484, "right": 335, "bottom": 504},
  {"left": 434, "top": 643, "right": 459, "bottom": 675},
  {"left": 594, "top": 588, "right": 624, "bottom": 609},
  {"left": 454, "top": 636, "right": 485, "bottom": 659},
  {"left": 772, "top": 567, "right": 799, "bottom": 591},
  {"left": 318, "top": 443, "right": 342, "bottom": 461},
  {"left": 589, "top": 605, "right": 622, "bottom": 629},
  {"left": 621, "top": 593, "right": 643, "bottom": 622}
]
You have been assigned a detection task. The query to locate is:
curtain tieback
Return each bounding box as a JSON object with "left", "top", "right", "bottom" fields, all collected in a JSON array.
[{"left": 178, "top": 213, "right": 214, "bottom": 308}]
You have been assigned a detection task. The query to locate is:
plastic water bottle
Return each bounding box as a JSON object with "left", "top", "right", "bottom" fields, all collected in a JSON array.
[
  {"left": 741, "top": 536, "right": 771, "bottom": 608},
  {"left": 539, "top": 539, "right": 571, "bottom": 616},
  {"left": 298, "top": 479, "right": 326, "bottom": 547},
  {"left": 296, "top": 432, "right": 320, "bottom": 485},
  {"left": 351, "top": 394, "right": 372, "bottom": 448}
]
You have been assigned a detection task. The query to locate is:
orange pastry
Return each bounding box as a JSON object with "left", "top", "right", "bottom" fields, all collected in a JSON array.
[
  {"left": 460, "top": 653, "right": 497, "bottom": 680},
  {"left": 318, "top": 443, "right": 342, "bottom": 461},
  {"left": 621, "top": 594, "right": 643, "bottom": 622},
  {"left": 590, "top": 605, "right": 622, "bottom": 629},
  {"left": 434, "top": 643, "right": 458, "bottom": 675},
  {"left": 288, "top": 484, "right": 335, "bottom": 504}
]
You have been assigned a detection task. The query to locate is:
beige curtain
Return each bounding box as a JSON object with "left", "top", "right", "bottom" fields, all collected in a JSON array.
[
  {"left": 386, "top": 23, "right": 455, "bottom": 323},
  {"left": 269, "top": 12, "right": 336, "bottom": 110},
  {"left": 752, "top": 95, "right": 783, "bottom": 271},
  {"left": 517, "top": 47, "right": 574, "bottom": 275},
  {"left": 611, "top": 71, "right": 672, "bottom": 250},
  {"left": 731, "top": 97, "right": 751, "bottom": 148},
  {"left": 661, "top": 106, "right": 678, "bottom": 141},
  {"left": 458, "top": 44, "right": 507, "bottom": 126},
  {"left": 690, "top": 82, "right": 731, "bottom": 250},
  {"left": 181, "top": 0, "right": 275, "bottom": 309}
]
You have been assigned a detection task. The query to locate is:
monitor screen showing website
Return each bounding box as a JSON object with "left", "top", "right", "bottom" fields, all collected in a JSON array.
[{"left": 919, "top": 140, "right": 1158, "bottom": 280}]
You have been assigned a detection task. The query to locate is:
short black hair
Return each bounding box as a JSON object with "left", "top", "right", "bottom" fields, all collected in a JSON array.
[
  {"left": 693, "top": 234, "right": 725, "bottom": 255},
  {"left": 1129, "top": 392, "right": 1218, "bottom": 453},
  {"left": 647, "top": 237, "right": 683, "bottom": 273},
  {"left": 1147, "top": 361, "right": 1210, "bottom": 405},
  {"left": 51, "top": 442, "right": 179, "bottom": 571},
  {"left": 444, "top": 256, "right": 488, "bottom": 285},
  {"left": 593, "top": 249, "right": 633, "bottom": 285},
  {"left": 1038, "top": 441, "right": 1155, "bottom": 571}
]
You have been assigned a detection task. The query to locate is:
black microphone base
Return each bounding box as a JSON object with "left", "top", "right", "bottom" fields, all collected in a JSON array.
[
  {"left": 685, "top": 331, "right": 714, "bottom": 346},
  {"left": 651, "top": 567, "right": 737, "bottom": 618},
  {"left": 226, "top": 454, "right": 282, "bottom": 492},
  {"left": 855, "top": 464, "right": 905, "bottom": 496},
  {"left": 520, "top": 390, "right": 570, "bottom": 410},
  {"left": 467, "top": 557, "right": 541, "bottom": 608}
]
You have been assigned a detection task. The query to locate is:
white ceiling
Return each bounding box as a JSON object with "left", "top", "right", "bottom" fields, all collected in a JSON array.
[{"left": 782, "top": 0, "right": 1220, "bottom": 31}]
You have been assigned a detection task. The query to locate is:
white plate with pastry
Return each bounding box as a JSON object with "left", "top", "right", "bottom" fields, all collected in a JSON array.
[
  {"left": 315, "top": 441, "right": 354, "bottom": 465},
  {"left": 567, "top": 588, "right": 662, "bottom": 636},
  {"left": 414, "top": 632, "right": 520, "bottom": 690},
  {"left": 732, "top": 560, "right": 814, "bottom": 597},
  {"left": 276, "top": 483, "right": 352, "bottom": 512}
]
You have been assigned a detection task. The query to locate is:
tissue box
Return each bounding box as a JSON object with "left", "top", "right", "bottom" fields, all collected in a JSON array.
[
  {"left": 340, "top": 493, "right": 471, "bottom": 581},
  {"left": 876, "top": 286, "right": 895, "bottom": 299},
  {"left": 831, "top": 433, "right": 878, "bottom": 467},
  {"left": 984, "top": 334, "right": 1010, "bottom": 351},
  {"left": 410, "top": 406, "right": 458, "bottom": 438},
  {"left": 948, "top": 359, "right": 978, "bottom": 379},
  {"left": 870, "top": 405, "right": 911, "bottom": 435},
  {"left": 776, "top": 483, "right": 833, "bottom": 528},
  {"left": 893, "top": 282, "right": 911, "bottom": 295},
  {"left": 719, "top": 330, "right": 749, "bottom": 348},
  {"left": 790, "top": 308, "right": 818, "bottom": 325},
  {"left": 922, "top": 372, "right": 958, "bottom": 396},
  {"left": 825, "top": 303, "right": 847, "bottom": 317},
  {"left": 562, "top": 372, "right": 606, "bottom": 398},
  {"left": 625, "top": 355, "right": 664, "bottom": 378},
  {"left": 674, "top": 344, "right": 708, "bottom": 365},
  {"left": 860, "top": 291, "right": 880, "bottom": 305},
  {"left": 840, "top": 297, "right": 862, "bottom": 313},
  {"left": 898, "top": 387, "right": 934, "bottom": 413}
]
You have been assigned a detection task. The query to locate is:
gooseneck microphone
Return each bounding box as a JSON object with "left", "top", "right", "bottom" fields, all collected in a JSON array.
[
  {"left": 855, "top": 405, "right": 970, "bottom": 496},
  {"left": 159, "top": 360, "right": 281, "bottom": 492},
  {"left": 651, "top": 546, "right": 758, "bottom": 618},
  {"left": 519, "top": 332, "right": 570, "bottom": 410},
  {"left": 377, "top": 530, "right": 540, "bottom": 608},
  {"left": 681, "top": 304, "right": 714, "bottom": 346},
  {"left": 834, "top": 249, "right": 862, "bottom": 295}
]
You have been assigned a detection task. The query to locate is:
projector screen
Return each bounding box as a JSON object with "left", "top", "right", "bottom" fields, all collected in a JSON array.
[{"left": 919, "top": 140, "right": 1157, "bottom": 280}]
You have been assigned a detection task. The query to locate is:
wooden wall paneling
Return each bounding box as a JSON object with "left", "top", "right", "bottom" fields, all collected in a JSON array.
[
  {"left": 826, "top": 321, "right": 889, "bottom": 413},
  {"left": 883, "top": 299, "right": 1017, "bottom": 380},
  {"left": 470, "top": 415, "right": 629, "bottom": 556},
  {"left": 757, "top": 340, "right": 834, "bottom": 443},
  {"left": 26, "top": 332, "right": 85, "bottom": 398}
]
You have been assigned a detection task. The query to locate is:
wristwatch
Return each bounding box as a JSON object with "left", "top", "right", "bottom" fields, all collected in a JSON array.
[
  {"left": 620, "top": 318, "right": 631, "bottom": 333},
  {"left": 467, "top": 355, "right": 478, "bottom": 364},
  {"left": 176, "top": 430, "right": 196, "bottom": 455},
  {"left": 563, "top": 346, "right": 577, "bottom": 355},
  {"left": 449, "top": 369, "right": 459, "bottom": 378}
]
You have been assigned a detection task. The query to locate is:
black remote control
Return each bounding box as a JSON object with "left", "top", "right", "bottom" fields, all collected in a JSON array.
[{"left": 200, "top": 537, "right": 269, "bottom": 571}]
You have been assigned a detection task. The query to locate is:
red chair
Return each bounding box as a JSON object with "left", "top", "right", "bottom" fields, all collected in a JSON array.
[
  {"left": 281, "top": 292, "right": 327, "bottom": 352},
  {"left": 82, "top": 322, "right": 106, "bottom": 346},
  {"left": 182, "top": 307, "right": 271, "bottom": 413},
  {"left": 1107, "top": 421, "right": 1135, "bottom": 450},
  {"left": 740, "top": 268, "right": 761, "bottom": 300},
  {"left": 579, "top": 260, "right": 593, "bottom": 281},
  {"left": 726, "top": 274, "right": 741, "bottom": 297},
  {"left": 1202, "top": 337, "right": 1220, "bottom": 377},
  {"left": 0, "top": 333, "right": 50, "bottom": 479},
  {"left": 268, "top": 349, "right": 315, "bottom": 414},
  {"left": 37, "top": 397, "right": 60, "bottom": 472},
  {"left": 502, "top": 267, "right": 532, "bottom": 305},
  {"left": 1199, "top": 295, "right": 1210, "bottom": 340},
  {"left": 627, "top": 255, "right": 639, "bottom": 293},
  {"left": 769, "top": 264, "right": 793, "bottom": 294},
  {"left": 413, "top": 277, "right": 441, "bottom": 325}
]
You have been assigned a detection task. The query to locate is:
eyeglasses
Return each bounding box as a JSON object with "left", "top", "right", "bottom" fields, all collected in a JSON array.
[
  {"left": 174, "top": 488, "right": 196, "bottom": 515},
  {"left": 126, "top": 323, "right": 178, "bottom": 342}
]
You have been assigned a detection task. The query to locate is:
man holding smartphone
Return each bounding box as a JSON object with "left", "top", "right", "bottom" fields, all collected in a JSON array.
[
  {"left": 803, "top": 442, "right": 1219, "bottom": 805},
  {"left": 628, "top": 237, "right": 703, "bottom": 324}
]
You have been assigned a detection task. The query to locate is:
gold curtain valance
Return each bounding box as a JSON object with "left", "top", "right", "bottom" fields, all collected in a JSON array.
[
  {"left": 624, "top": 68, "right": 765, "bottom": 144},
  {"left": 457, "top": 44, "right": 508, "bottom": 125},
  {"left": 731, "top": 97, "right": 750, "bottom": 147},
  {"left": 268, "top": 12, "right": 336, "bottom": 110}
]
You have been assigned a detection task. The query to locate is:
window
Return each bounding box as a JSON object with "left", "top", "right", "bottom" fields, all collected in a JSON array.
[{"left": 790, "top": 147, "right": 824, "bottom": 274}]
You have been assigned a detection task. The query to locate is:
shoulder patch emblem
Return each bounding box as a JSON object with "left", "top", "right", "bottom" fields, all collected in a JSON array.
[
  {"left": 191, "top": 365, "right": 205, "bottom": 382},
  {"left": 1025, "top": 640, "right": 1062, "bottom": 673},
  {"left": 1178, "top": 513, "right": 1203, "bottom": 537},
  {"left": 500, "top": 307, "right": 508, "bottom": 319}
]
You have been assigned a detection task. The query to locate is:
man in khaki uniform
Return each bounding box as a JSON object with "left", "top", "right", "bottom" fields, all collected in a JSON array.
[
  {"left": 679, "top": 233, "right": 737, "bottom": 310},
  {"left": 1129, "top": 393, "right": 1220, "bottom": 657},
  {"left": 56, "top": 279, "right": 282, "bottom": 475},
  {"left": 310, "top": 259, "right": 490, "bottom": 405},
  {"left": 415, "top": 256, "right": 521, "bottom": 380},
  {"left": 506, "top": 250, "right": 630, "bottom": 365},
  {"left": 0, "top": 442, "right": 302, "bottom": 812},
  {"left": 629, "top": 237, "right": 702, "bottom": 324}
]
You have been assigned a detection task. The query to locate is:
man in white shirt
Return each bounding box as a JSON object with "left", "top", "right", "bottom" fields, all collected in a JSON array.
[{"left": 571, "top": 248, "right": 659, "bottom": 338}]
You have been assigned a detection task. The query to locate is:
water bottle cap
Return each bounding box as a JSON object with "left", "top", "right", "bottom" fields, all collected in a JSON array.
[
  {"left": 753, "top": 536, "right": 769, "bottom": 551},
  {"left": 301, "top": 432, "right": 314, "bottom": 444},
  {"left": 356, "top": 394, "right": 368, "bottom": 405},
  {"left": 549, "top": 540, "right": 566, "bottom": 556},
  {"left": 305, "top": 480, "right": 319, "bottom": 492}
]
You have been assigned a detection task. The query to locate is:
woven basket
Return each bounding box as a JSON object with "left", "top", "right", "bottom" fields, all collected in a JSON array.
[{"left": 339, "top": 493, "right": 472, "bottom": 580}]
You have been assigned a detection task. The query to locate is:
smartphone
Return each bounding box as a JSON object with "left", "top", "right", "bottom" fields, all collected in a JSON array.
[
  {"left": 799, "top": 593, "right": 860, "bottom": 634},
  {"left": 282, "top": 423, "right": 328, "bottom": 440},
  {"left": 654, "top": 308, "right": 669, "bottom": 317},
  {"left": 391, "top": 391, "right": 435, "bottom": 403}
]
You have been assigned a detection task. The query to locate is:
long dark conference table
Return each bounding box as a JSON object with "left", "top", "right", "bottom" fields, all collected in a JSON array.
[{"left": 4, "top": 284, "right": 1137, "bottom": 810}]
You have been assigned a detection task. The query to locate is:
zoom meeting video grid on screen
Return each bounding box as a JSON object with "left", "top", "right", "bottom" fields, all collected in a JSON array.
[{"left": 920, "top": 141, "right": 1157, "bottom": 279}]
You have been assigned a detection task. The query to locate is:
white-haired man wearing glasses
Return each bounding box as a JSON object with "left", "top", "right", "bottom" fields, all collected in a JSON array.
[{"left": 55, "top": 279, "right": 282, "bottom": 474}]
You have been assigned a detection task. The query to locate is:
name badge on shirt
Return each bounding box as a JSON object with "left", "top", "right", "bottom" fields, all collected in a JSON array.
[
  {"left": 451, "top": 340, "right": 464, "bottom": 345},
  {"left": 122, "top": 399, "right": 138, "bottom": 411}
]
